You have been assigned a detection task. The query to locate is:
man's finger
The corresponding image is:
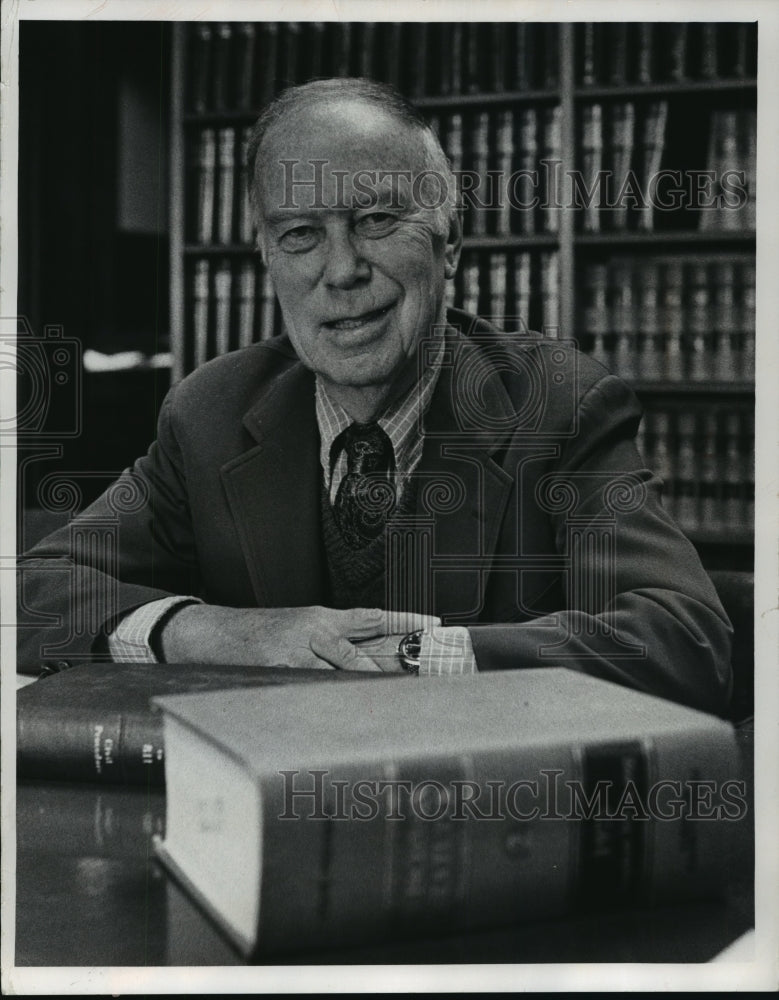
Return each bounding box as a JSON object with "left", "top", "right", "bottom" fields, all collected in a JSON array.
[
  {"left": 344, "top": 608, "right": 441, "bottom": 640},
  {"left": 310, "top": 632, "right": 383, "bottom": 672}
]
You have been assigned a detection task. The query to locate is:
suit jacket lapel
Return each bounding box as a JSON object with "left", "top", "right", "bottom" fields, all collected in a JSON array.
[
  {"left": 220, "top": 361, "right": 325, "bottom": 607},
  {"left": 417, "top": 330, "right": 515, "bottom": 621}
]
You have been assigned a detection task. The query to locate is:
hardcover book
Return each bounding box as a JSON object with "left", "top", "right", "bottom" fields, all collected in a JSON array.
[{"left": 153, "top": 668, "right": 743, "bottom": 958}]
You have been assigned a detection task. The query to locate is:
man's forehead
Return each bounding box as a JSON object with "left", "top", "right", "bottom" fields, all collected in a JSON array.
[{"left": 261, "top": 99, "right": 429, "bottom": 177}]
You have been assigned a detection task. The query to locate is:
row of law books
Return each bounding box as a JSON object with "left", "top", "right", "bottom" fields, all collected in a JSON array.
[
  {"left": 188, "top": 126, "right": 253, "bottom": 246},
  {"left": 428, "top": 107, "right": 563, "bottom": 237},
  {"left": 186, "top": 110, "right": 566, "bottom": 246},
  {"left": 637, "top": 407, "right": 754, "bottom": 534},
  {"left": 187, "top": 257, "right": 278, "bottom": 370},
  {"left": 576, "top": 22, "right": 757, "bottom": 87},
  {"left": 579, "top": 257, "right": 755, "bottom": 383},
  {"left": 184, "top": 22, "right": 562, "bottom": 116},
  {"left": 450, "top": 250, "right": 561, "bottom": 337},
  {"left": 577, "top": 102, "right": 756, "bottom": 234}
]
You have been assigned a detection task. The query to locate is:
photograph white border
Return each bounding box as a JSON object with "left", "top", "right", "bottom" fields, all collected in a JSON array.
[{"left": 2, "top": 0, "right": 777, "bottom": 992}]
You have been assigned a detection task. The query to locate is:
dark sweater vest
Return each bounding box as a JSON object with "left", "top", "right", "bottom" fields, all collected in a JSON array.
[{"left": 320, "top": 478, "right": 419, "bottom": 611}]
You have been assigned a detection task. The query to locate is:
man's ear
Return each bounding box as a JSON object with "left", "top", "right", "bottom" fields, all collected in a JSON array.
[{"left": 443, "top": 211, "right": 462, "bottom": 280}]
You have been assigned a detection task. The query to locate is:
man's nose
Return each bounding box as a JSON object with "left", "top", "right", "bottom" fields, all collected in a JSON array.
[{"left": 323, "top": 228, "right": 370, "bottom": 288}]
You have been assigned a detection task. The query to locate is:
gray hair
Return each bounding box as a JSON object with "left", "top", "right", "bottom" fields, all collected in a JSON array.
[{"left": 246, "top": 77, "right": 459, "bottom": 247}]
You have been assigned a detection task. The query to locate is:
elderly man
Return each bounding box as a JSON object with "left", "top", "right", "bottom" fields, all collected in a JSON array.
[{"left": 18, "top": 78, "right": 732, "bottom": 713}]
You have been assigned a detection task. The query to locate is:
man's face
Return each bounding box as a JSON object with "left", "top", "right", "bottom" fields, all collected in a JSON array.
[{"left": 257, "top": 99, "right": 460, "bottom": 406}]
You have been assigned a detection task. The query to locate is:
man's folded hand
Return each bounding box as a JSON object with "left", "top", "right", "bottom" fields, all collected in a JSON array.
[{"left": 159, "top": 603, "right": 440, "bottom": 672}]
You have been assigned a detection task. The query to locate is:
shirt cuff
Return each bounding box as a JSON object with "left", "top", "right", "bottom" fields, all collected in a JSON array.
[
  {"left": 418, "top": 625, "right": 478, "bottom": 677},
  {"left": 106, "top": 596, "right": 202, "bottom": 663}
]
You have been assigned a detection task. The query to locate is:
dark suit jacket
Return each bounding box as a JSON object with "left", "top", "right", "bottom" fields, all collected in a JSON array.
[{"left": 18, "top": 315, "right": 732, "bottom": 714}]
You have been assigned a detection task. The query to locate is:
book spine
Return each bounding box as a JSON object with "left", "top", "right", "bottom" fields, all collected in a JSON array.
[
  {"left": 216, "top": 127, "right": 235, "bottom": 245},
  {"left": 445, "top": 112, "right": 464, "bottom": 176},
  {"left": 409, "top": 24, "right": 428, "bottom": 98},
  {"left": 637, "top": 102, "right": 668, "bottom": 232},
  {"left": 580, "top": 104, "right": 603, "bottom": 234},
  {"left": 739, "top": 261, "right": 756, "bottom": 381},
  {"left": 610, "top": 259, "right": 636, "bottom": 379},
  {"left": 238, "top": 260, "right": 257, "bottom": 348},
  {"left": 581, "top": 263, "right": 610, "bottom": 368},
  {"left": 259, "top": 267, "right": 276, "bottom": 340},
  {"left": 636, "top": 263, "right": 663, "bottom": 379},
  {"left": 490, "top": 22, "right": 506, "bottom": 92},
  {"left": 461, "top": 254, "right": 481, "bottom": 316},
  {"left": 608, "top": 23, "right": 628, "bottom": 85},
  {"left": 674, "top": 411, "right": 699, "bottom": 532},
  {"left": 513, "top": 23, "right": 534, "bottom": 91},
  {"left": 259, "top": 23, "right": 279, "bottom": 105},
  {"left": 608, "top": 102, "right": 635, "bottom": 232},
  {"left": 742, "top": 110, "right": 757, "bottom": 230},
  {"left": 660, "top": 262, "right": 685, "bottom": 381},
  {"left": 712, "top": 261, "right": 737, "bottom": 381},
  {"left": 383, "top": 23, "right": 402, "bottom": 89},
  {"left": 541, "top": 106, "right": 563, "bottom": 234},
  {"left": 235, "top": 22, "right": 256, "bottom": 111},
  {"left": 635, "top": 23, "right": 653, "bottom": 85},
  {"left": 214, "top": 259, "right": 232, "bottom": 356},
  {"left": 252, "top": 728, "right": 738, "bottom": 955},
  {"left": 282, "top": 22, "right": 301, "bottom": 86},
  {"left": 513, "top": 251, "right": 532, "bottom": 332},
  {"left": 17, "top": 704, "right": 166, "bottom": 785},
  {"left": 489, "top": 253, "right": 507, "bottom": 326},
  {"left": 542, "top": 24, "right": 559, "bottom": 88},
  {"left": 667, "top": 24, "right": 688, "bottom": 82},
  {"left": 686, "top": 263, "right": 711, "bottom": 381},
  {"left": 307, "top": 22, "right": 325, "bottom": 80},
  {"left": 17, "top": 783, "right": 166, "bottom": 859},
  {"left": 495, "top": 110, "right": 514, "bottom": 236},
  {"left": 195, "top": 128, "right": 216, "bottom": 244},
  {"left": 450, "top": 23, "right": 464, "bottom": 94},
  {"left": 357, "top": 22, "right": 376, "bottom": 79},
  {"left": 699, "top": 412, "right": 722, "bottom": 531},
  {"left": 516, "top": 108, "right": 537, "bottom": 236},
  {"left": 191, "top": 258, "right": 210, "bottom": 369},
  {"left": 540, "top": 251, "right": 560, "bottom": 337},
  {"left": 468, "top": 112, "right": 490, "bottom": 237},
  {"left": 238, "top": 126, "right": 254, "bottom": 245},
  {"left": 212, "top": 23, "right": 232, "bottom": 111},
  {"left": 190, "top": 23, "right": 212, "bottom": 114},
  {"left": 464, "top": 22, "right": 482, "bottom": 94},
  {"left": 699, "top": 23, "right": 719, "bottom": 80},
  {"left": 580, "top": 23, "right": 598, "bottom": 86}
]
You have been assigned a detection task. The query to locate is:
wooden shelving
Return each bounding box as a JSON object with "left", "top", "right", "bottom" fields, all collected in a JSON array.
[{"left": 169, "top": 20, "right": 755, "bottom": 563}]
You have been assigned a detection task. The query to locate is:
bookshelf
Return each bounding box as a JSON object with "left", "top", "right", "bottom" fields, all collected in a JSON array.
[{"left": 169, "top": 20, "right": 756, "bottom": 566}]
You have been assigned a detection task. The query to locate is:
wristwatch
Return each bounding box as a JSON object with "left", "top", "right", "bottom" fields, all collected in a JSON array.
[{"left": 397, "top": 629, "right": 424, "bottom": 674}]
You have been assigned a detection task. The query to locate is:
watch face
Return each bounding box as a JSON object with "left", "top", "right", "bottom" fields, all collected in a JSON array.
[{"left": 398, "top": 629, "right": 424, "bottom": 673}]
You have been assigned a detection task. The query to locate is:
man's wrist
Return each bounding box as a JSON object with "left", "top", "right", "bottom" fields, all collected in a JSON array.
[{"left": 417, "top": 625, "right": 478, "bottom": 676}]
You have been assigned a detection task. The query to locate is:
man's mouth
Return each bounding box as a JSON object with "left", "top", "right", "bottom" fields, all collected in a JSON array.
[{"left": 324, "top": 304, "right": 394, "bottom": 331}]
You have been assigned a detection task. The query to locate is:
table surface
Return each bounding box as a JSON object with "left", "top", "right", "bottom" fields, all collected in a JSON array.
[{"left": 13, "top": 727, "right": 754, "bottom": 968}]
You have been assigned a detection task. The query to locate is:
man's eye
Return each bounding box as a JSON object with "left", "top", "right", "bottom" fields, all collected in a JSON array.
[
  {"left": 278, "top": 226, "right": 320, "bottom": 252},
  {"left": 354, "top": 213, "right": 398, "bottom": 237}
]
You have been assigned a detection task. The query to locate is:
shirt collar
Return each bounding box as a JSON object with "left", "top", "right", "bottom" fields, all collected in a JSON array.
[{"left": 316, "top": 334, "right": 445, "bottom": 483}]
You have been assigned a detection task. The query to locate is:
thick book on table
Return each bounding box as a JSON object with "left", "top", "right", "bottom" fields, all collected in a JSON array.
[
  {"left": 16, "top": 662, "right": 387, "bottom": 786},
  {"left": 153, "top": 668, "right": 744, "bottom": 959}
]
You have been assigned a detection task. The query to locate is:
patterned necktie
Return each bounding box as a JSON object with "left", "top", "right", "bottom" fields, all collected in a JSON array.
[{"left": 332, "top": 422, "right": 396, "bottom": 549}]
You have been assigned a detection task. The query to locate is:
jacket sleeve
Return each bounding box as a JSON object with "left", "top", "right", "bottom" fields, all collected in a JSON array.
[
  {"left": 17, "top": 387, "right": 201, "bottom": 672},
  {"left": 469, "top": 373, "right": 734, "bottom": 717}
]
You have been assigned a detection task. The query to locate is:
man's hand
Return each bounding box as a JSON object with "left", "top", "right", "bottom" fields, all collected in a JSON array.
[{"left": 159, "top": 604, "right": 440, "bottom": 672}]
